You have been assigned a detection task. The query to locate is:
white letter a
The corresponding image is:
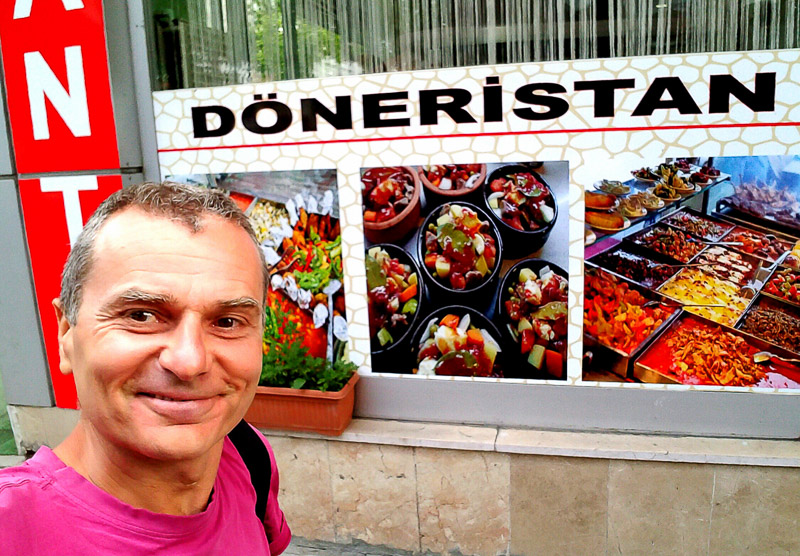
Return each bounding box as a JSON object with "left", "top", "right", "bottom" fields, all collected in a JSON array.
[
  {"left": 14, "top": 0, "right": 84, "bottom": 19},
  {"left": 24, "top": 46, "right": 91, "bottom": 140}
]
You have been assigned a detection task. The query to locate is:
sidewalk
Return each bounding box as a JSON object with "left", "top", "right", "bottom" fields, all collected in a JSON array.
[{"left": 283, "top": 538, "right": 422, "bottom": 556}]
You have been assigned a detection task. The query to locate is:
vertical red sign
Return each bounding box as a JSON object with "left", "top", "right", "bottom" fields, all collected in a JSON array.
[
  {"left": 0, "top": 0, "right": 119, "bottom": 173},
  {"left": 19, "top": 176, "right": 123, "bottom": 409}
]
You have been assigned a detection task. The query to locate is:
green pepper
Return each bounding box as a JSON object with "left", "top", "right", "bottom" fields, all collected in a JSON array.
[
  {"left": 402, "top": 298, "right": 418, "bottom": 314},
  {"left": 377, "top": 327, "right": 393, "bottom": 346}
]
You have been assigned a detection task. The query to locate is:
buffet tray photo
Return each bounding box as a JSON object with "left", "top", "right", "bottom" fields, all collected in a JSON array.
[
  {"left": 633, "top": 312, "right": 800, "bottom": 387},
  {"left": 587, "top": 242, "right": 681, "bottom": 291}
]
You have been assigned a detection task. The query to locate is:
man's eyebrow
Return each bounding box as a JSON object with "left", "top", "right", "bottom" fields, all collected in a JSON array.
[
  {"left": 217, "top": 297, "right": 263, "bottom": 312},
  {"left": 100, "top": 289, "right": 177, "bottom": 312}
]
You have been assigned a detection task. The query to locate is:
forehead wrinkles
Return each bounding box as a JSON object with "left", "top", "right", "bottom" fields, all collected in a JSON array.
[{"left": 85, "top": 211, "right": 264, "bottom": 302}]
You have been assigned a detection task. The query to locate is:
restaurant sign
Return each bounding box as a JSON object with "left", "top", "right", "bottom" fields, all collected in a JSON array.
[{"left": 154, "top": 49, "right": 800, "bottom": 394}]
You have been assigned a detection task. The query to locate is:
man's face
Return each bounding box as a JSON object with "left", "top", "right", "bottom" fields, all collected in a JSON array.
[{"left": 55, "top": 208, "right": 264, "bottom": 462}]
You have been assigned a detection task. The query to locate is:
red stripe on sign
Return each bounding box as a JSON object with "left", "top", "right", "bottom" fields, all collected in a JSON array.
[
  {"left": 157, "top": 121, "right": 800, "bottom": 153},
  {"left": 19, "top": 176, "right": 123, "bottom": 410}
]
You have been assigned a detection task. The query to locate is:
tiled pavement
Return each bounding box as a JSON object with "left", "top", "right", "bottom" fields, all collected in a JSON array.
[{"left": 283, "top": 538, "right": 422, "bottom": 556}]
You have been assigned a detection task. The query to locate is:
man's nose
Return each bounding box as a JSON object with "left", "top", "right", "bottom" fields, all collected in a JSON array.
[{"left": 159, "top": 316, "right": 208, "bottom": 381}]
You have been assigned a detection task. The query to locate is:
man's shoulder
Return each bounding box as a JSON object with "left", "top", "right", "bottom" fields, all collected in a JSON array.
[{"left": 0, "top": 453, "right": 53, "bottom": 497}]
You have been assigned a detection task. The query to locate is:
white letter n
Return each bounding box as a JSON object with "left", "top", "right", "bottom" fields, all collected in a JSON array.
[
  {"left": 24, "top": 46, "right": 91, "bottom": 141},
  {"left": 14, "top": 0, "right": 84, "bottom": 19}
]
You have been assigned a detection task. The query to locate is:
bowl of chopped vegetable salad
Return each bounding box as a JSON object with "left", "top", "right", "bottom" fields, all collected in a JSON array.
[
  {"left": 497, "top": 258, "right": 569, "bottom": 379},
  {"left": 365, "top": 243, "right": 426, "bottom": 371},
  {"left": 418, "top": 163, "right": 486, "bottom": 209},
  {"left": 483, "top": 164, "right": 558, "bottom": 257},
  {"left": 361, "top": 166, "right": 421, "bottom": 244},
  {"left": 411, "top": 306, "right": 505, "bottom": 378},
  {"left": 416, "top": 202, "right": 503, "bottom": 310}
]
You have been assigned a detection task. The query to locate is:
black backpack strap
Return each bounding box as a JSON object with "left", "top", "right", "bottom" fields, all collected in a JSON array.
[{"left": 227, "top": 419, "right": 272, "bottom": 524}]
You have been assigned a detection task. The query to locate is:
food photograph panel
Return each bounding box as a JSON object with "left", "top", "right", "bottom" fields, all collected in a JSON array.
[
  {"left": 360, "top": 161, "right": 570, "bottom": 381},
  {"left": 169, "top": 169, "right": 357, "bottom": 390},
  {"left": 583, "top": 154, "right": 800, "bottom": 390}
]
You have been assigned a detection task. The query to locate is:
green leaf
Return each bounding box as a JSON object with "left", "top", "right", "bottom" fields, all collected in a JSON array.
[
  {"left": 530, "top": 301, "right": 568, "bottom": 320},
  {"left": 365, "top": 254, "right": 386, "bottom": 290},
  {"left": 291, "top": 378, "right": 307, "bottom": 389},
  {"left": 437, "top": 222, "right": 469, "bottom": 252},
  {"left": 435, "top": 349, "right": 478, "bottom": 370}
]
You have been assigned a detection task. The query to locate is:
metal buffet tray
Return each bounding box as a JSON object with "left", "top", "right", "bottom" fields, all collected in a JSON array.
[
  {"left": 711, "top": 213, "right": 798, "bottom": 266},
  {"left": 760, "top": 264, "right": 800, "bottom": 312},
  {"left": 587, "top": 242, "right": 681, "bottom": 291},
  {"left": 692, "top": 244, "right": 766, "bottom": 289},
  {"left": 622, "top": 223, "right": 708, "bottom": 265},
  {"left": 655, "top": 266, "right": 757, "bottom": 329},
  {"left": 583, "top": 263, "right": 681, "bottom": 379},
  {"left": 736, "top": 293, "right": 800, "bottom": 357},
  {"left": 659, "top": 207, "right": 736, "bottom": 242},
  {"left": 633, "top": 311, "right": 800, "bottom": 385}
]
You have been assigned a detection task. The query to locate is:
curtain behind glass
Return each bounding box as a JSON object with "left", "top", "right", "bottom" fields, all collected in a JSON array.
[{"left": 149, "top": 0, "right": 800, "bottom": 90}]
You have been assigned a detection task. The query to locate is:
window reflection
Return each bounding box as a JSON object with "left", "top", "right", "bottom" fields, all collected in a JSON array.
[{"left": 148, "top": 0, "right": 800, "bottom": 91}]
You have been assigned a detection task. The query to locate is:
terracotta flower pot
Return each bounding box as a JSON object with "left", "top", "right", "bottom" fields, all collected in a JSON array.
[
  {"left": 418, "top": 164, "right": 486, "bottom": 211},
  {"left": 363, "top": 166, "right": 421, "bottom": 245},
  {"left": 244, "top": 372, "right": 359, "bottom": 436}
]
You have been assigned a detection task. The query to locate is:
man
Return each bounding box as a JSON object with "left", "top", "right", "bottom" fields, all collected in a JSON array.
[{"left": 0, "top": 183, "right": 291, "bottom": 554}]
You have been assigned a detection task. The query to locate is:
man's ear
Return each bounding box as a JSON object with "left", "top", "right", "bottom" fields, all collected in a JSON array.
[{"left": 52, "top": 298, "right": 74, "bottom": 376}]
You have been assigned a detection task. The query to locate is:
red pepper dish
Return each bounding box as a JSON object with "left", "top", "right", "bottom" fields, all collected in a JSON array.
[
  {"left": 361, "top": 167, "right": 414, "bottom": 223},
  {"left": 486, "top": 171, "right": 555, "bottom": 231},
  {"left": 583, "top": 268, "right": 674, "bottom": 355},
  {"left": 423, "top": 204, "right": 498, "bottom": 291},
  {"left": 632, "top": 225, "right": 704, "bottom": 263}
]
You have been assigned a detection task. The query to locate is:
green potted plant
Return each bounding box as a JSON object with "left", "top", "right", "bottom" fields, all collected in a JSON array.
[{"left": 244, "top": 303, "right": 359, "bottom": 436}]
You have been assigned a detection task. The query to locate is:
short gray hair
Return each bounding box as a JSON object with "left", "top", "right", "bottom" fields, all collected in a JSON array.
[{"left": 60, "top": 182, "right": 268, "bottom": 324}]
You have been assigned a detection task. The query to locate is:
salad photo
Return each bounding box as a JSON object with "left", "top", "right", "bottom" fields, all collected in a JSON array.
[
  {"left": 360, "top": 159, "right": 569, "bottom": 379},
  {"left": 421, "top": 164, "right": 483, "bottom": 192},
  {"left": 361, "top": 166, "right": 416, "bottom": 224}
]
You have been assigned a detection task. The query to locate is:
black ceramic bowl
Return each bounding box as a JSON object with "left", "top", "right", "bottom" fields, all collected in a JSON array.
[
  {"left": 409, "top": 304, "right": 506, "bottom": 378},
  {"left": 495, "top": 258, "right": 569, "bottom": 380},
  {"left": 483, "top": 164, "right": 558, "bottom": 258},
  {"left": 366, "top": 243, "right": 426, "bottom": 373},
  {"left": 415, "top": 202, "right": 504, "bottom": 312}
]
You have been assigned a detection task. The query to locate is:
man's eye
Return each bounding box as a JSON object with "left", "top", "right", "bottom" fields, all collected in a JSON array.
[
  {"left": 128, "top": 310, "right": 157, "bottom": 323},
  {"left": 216, "top": 317, "right": 239, "bottom": 329}
]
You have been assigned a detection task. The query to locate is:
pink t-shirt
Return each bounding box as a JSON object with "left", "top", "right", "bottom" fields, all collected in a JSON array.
[{"left": 0, "top": 431, "right": 291, "bottom": 555}]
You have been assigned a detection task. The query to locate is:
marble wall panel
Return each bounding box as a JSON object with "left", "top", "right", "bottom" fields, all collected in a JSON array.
[
  {"left": 709, "top": 464, "right": 800, "bottom": 555},
  {"left": 415, "top": 448, "right": 510, "bottom": 556},
  {"left": 329, "top": 442, "right": 420, "bottom": 552},
  {"left": 509, "top": 455, "right": 608, "bottom": 556},
  {"left": 607, "top": 460, "right": 714, "bottom": 555},
  {"left": 266, "top": 436, "right": 336, "bottom": 542}
]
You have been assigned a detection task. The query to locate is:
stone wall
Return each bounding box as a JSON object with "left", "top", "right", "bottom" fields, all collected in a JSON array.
[{"left": 266, "top": 433, "right": 800, "bottom": 555}]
